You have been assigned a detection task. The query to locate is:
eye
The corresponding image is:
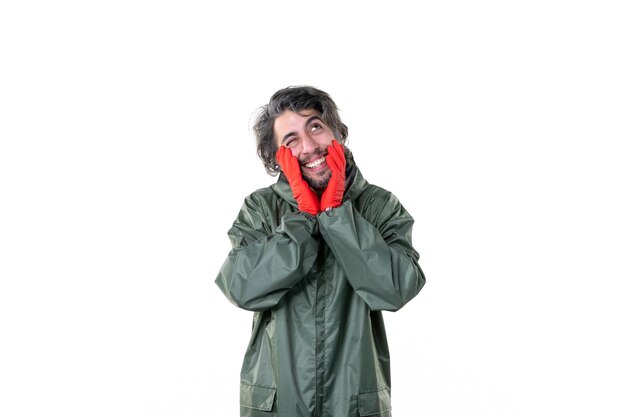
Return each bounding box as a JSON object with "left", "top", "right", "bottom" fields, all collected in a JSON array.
[
  {"left": 285, "top": 137, "right": 299, "bottom": 148},
  {"left": 310, "top": 123, "right": 323, "bottom": 132}
]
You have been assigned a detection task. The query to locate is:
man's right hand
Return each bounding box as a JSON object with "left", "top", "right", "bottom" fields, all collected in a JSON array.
[{"left": 276, "top": 146, "right": 320, "bottom": 215}]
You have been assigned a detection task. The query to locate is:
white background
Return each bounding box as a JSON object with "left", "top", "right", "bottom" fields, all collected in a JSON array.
[{"left": 1, "top": 1, "right": 625, "bottom": 416}]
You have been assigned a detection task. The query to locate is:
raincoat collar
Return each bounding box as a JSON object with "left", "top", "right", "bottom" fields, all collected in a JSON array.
[{"left": 271, "top": 151, "right": 368, "bottom": 209}]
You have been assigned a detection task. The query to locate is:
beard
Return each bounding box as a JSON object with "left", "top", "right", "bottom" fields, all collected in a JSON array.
[
  {"left": 299, "top": 151, "right": 331, "bottom": 192},
  {"left": 302, "top": 169, "right": 331, "bottom": 193}
]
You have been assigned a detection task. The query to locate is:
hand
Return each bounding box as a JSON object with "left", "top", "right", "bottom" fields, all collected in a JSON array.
[
  {"left": 320, "top": 140, "right": 346, "bottom": 211},
  {"left": 276, "top": 146, "right": 320, "bottom": 215}
]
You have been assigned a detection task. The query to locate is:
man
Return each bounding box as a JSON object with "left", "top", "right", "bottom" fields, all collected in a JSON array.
[{"left": 215, "top": 86, "right": 425, "bottom": 417}]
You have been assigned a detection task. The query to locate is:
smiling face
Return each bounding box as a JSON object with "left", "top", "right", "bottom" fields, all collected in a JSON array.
[{"left": 274, "top": 109, "right": 335, "bottom": 191}]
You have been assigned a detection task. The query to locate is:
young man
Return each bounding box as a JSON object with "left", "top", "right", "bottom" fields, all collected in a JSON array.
[{"left": 215, "top": 86, "right": 426, "bottom": 417}]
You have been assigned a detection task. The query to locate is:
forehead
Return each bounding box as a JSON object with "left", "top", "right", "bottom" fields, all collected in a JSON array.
[{"left": 274, "top": 109, "right": 321, "bottom": 135}]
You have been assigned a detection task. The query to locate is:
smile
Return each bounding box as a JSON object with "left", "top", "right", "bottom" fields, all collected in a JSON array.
[{"left": 304, "top": 156, "right": 326, "bottom": 169}]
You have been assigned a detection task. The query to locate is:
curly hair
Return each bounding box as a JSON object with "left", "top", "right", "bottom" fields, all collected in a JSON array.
[{"left": 253, "top": 86, "right": 349, "bottom": 176}]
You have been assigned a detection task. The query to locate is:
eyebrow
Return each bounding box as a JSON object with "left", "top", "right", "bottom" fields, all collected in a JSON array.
[{"left": 281, "top": 115, "right": 324, "bottom": 144}]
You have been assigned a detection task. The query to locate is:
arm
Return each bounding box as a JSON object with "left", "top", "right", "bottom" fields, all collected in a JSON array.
[
  {"left": 317, "top": 194, "right": 425, "bottom": 311},
  {"left": 215, "top": 194, "right": 319, "bottom": 311}
]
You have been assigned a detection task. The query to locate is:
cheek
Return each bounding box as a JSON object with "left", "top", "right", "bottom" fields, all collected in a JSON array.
[
  {"left": 318, "top": 135, "right": 335, "bottom": 148},
  {"left": 288, "top": 146, "right": 302, "bottom": 159}
]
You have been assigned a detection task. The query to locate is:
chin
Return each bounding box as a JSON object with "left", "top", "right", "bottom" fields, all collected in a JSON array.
[{"left": 304, "top": 173, "right": 331, "bottom": 191}]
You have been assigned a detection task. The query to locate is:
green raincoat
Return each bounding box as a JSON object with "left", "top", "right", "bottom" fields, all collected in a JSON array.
[{"left": 216, "top": 156, "right": 425, "bottom": 417}]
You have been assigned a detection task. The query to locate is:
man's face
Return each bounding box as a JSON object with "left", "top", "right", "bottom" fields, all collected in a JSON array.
[{"left": 274, "top": 109, "right": 335, "bottom": 191}]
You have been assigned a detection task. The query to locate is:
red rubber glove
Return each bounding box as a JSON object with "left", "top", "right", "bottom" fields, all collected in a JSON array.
[
  {"left": 276, "top": 146, "right": 320, "bottom": 215},
  {"left": 320, "top": 140, "right": 346, "bottom": 211}
]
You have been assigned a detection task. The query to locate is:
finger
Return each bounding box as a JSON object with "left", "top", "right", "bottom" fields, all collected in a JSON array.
[
  {"left": 276, "top": 146, "right": 287, "bottom": 168},
  {"left": 288, "top": 153, "right": 304, "bottom": 185},
  {"left": 327, "top": 142, "right": 339, "bottom": 160},
  {"left": 325, "top": 145, "right": 340, "bottom": 172},
  {"left": 279, "top": 148, "right": 299, "bottom": 183},
  {"left": 290, "top": 151, "right": 301, "bottom": 173},
  {"left": 333, "top": 141, "right": 346, "bottom": 167},
  {"left": 326, "top": 158, "right": 339, "bottom": 175},
  {"left": 329, "top": 140, "right": 341, "bottom": 159}
]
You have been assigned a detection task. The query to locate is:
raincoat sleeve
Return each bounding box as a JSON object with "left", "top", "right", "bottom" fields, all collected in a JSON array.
[
  {"left": 215, "top": 193, "right": 320, "bottom": 311},
  {"left": 317, "top": 193, "right": 425, "bottom": 311}
]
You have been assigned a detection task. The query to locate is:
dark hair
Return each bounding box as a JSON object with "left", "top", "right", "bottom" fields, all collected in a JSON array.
[{"left": 253, "top": 86, "right": 349, "bottom": 175}]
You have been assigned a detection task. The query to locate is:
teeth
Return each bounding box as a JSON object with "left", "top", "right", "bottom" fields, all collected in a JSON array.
[{"left": 304, "top": 156, "right": 325, "bottom": 168}]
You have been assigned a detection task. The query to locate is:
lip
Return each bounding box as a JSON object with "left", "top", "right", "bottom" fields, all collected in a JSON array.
[
  {"left": 301, "top": 157, "right": 327, "bottom": 173},
  {"left": 300, "top": 154, "right": 327, "bottom": 172},
  {"left": 302, "top": 162, "right": 327, "bottom": 174}
]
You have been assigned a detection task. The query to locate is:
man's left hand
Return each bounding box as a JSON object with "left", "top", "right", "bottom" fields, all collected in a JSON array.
[{"left": 320, "top": 140, "right": 346, "bottom": 211}]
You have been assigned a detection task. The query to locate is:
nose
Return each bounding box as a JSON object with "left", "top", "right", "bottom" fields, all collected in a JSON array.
[{"left": 300, "top": 134, "right": 319, "bottom": 156}]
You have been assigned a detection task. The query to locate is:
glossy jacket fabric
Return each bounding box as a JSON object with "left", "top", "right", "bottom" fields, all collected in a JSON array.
[{"left": 216, "top": 157, "right": 425, "bottom": 417}]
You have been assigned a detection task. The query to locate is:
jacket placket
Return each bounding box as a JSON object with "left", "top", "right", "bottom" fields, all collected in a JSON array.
[{"left": 314, "top": 243, "right": 328, "bottom": 417}]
